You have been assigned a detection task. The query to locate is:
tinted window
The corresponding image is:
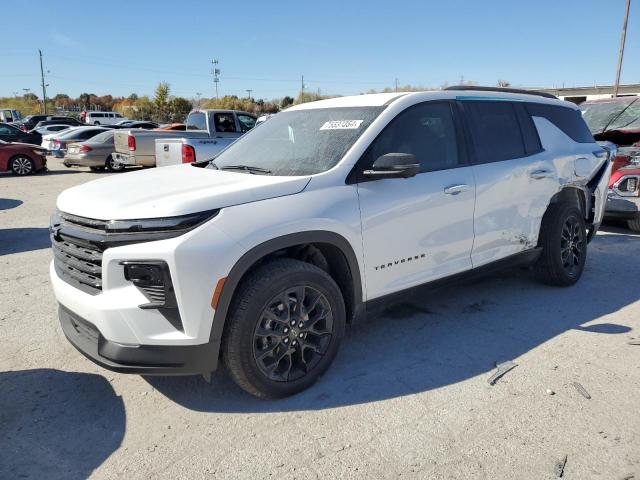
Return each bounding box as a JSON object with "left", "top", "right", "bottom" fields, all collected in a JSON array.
[
  {"left": 465, "top": 101, "right": 525, "bottom": 163},
  {"left": 237, "top": 114, "right": 256, "bottom": 133},
  {"left": 527, "top": 103, "right": 594, "bottom": 143},
  {"left": 79, "top": 129, "right": 103, "bottom": 139},
  {"left": 365, "top": 102, "right": 459, "bottom": 173},
  {"left": 186, "top": 112, "right": 207, "bottom": 130},
  {"left": 214, "top": 113, "right": 237, "bottom": 133}
]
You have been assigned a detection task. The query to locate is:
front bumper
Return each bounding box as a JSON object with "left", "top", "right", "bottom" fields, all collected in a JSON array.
[
  {"left": 605, "top": 189, "right": 640, "bottom": 220},
  {"left": 59, "top": 304, "right": 217, "bottom": 375}
]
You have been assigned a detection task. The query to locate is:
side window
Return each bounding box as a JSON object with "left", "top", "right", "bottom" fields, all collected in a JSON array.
[
  {"left": 237, "top": 114, "right": 256, "bottom": 133},
  {"left": 186, "top": 112, "right": 207, "bottom": 130},
  {"left": 464, "top": 101, "right": 525, "bottom": 163},
  {"left": 526, "top": 103, "right": 594, "bottom": 143},
  {"left": 214, "top": 113, "right": 237, "bottom": 133},
  {"left": 365, "top": 102, "right": 460, "bottom": 173}
]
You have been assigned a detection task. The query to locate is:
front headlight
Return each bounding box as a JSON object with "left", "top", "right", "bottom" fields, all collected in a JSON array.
[{"left": 104, "top": 209, "right": 219, "bottom": 233}]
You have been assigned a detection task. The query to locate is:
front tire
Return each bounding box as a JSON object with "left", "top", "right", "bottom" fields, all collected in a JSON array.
[
  {"left": 627, "top": 216, "right": 640, "bottom": 233},
  {"left": 534, "top": 203, "right": 587, "bottom": 286},
  {"left": 10, "top": 155, "right": 34, "bottom": 175},
  {"left": 222, "top": 259, "right": 346, "bottom": 399},
  {"left": 105, "top": 155, "right": 125, "bottom": 172}
]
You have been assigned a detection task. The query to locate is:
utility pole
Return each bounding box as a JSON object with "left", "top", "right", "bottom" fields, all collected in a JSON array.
[
  {"left": 195, "top": 92, "right": 202, "bottom": 108},
  {"left": 245, "top": 89, "right": 253, "bottom": 100},
  {"left": 212, "top": 59, "right": 220, "bottom": 99},
  {"left": 394, "top": 78, "right": 399, "bottom": 92},
  {"left": 301, "top": 74, "right": 305, "bottom": 99},
  {"left": 613, "top": 0, "right": 632, "bottom": 97},
  {"left": 39, "top": 49, "right": 48, "bottom": 114}
]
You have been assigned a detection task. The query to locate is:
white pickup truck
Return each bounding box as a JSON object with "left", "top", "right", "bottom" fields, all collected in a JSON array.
[{"left": 155, "top": 110, "right": 257, "bottom": 167}]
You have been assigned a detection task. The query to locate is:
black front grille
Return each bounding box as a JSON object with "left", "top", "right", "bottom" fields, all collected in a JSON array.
[
  {"left": 52, "top": 211, "right": 108, "bottom": 294},
  {"left": 52, "top": 233, "right": 104, "bottom": 294}
]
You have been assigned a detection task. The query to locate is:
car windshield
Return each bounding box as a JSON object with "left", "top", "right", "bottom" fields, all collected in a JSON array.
[
  {"left": 89, "top": 130, "right": 114, "bottom": 143},
  {"left": 58, "top": 128, "right": 92, "bottom": 139},
  {"left": 580, "top": 98, "right": 640, "bottom": 133},
  {"left": 208, "top": 107, "right": 384, "bottom": 175}
]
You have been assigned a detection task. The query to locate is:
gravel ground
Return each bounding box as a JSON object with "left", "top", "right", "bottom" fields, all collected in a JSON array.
[{"left": 1, "top": 158, "right": 639, "bottom": 480}]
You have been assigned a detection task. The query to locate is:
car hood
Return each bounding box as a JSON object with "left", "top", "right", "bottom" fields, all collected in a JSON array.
[{"left": 57, "top": 164, "right": 312, "bottom": 219}]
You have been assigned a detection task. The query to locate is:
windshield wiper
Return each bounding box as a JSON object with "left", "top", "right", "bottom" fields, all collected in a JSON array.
[
  {"left": 220, "top": 165, "right": 272, "bottom": 174},
  {"left": 192, "top": 157, "right": 218, "bottom": 168}
]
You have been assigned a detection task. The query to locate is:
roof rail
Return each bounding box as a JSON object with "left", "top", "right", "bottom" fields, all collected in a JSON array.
[{"left": 444, "top": 85, "right": 558, "bottom": 100}]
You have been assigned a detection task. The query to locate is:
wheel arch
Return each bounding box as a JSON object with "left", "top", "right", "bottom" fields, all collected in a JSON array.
[
  {"left": 209, "top": 231, "right": 364, "bottom": 347},
  {"left": 548, "top": 186, "right": 589, "bottom": 219}
]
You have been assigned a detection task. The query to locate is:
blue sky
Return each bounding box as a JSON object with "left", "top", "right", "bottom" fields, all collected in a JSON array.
[{"left": 1, "top": 0, "right": 638, "bottom": 100}]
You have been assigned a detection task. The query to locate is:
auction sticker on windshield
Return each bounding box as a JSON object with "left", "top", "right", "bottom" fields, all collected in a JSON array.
[{"left": 320, "top": 120, "right": 364, "bottom": 130}]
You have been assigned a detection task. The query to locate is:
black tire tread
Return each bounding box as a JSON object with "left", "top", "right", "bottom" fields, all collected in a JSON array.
[{"left": 627, "top": 217, "right": 640, "bottom": 233}]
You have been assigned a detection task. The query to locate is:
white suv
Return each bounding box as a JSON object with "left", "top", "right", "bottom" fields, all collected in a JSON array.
[{"left": 50, "top": 88, "right": 612, "bottom": 398}]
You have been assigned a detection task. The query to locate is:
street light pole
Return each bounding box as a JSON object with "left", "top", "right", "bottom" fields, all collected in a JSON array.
[
  {"left": 39, "top": 49, "right": 48, "bottom": 114},
  {"left": 613, "top": 0, "right": 632, "bottom": 97}
]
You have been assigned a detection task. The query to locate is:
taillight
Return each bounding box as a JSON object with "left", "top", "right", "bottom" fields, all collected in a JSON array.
[
  {"left": 182, "top": 144, "right": 196, "bottom": 163},
  {"left": 21, "top": 125, "right": 27, "bottom": 132},
  {"left": 128, "top": 135, "right": 136, "bottom": 151},
  {"left": 79, "top": 145, "right": 92, "bottom": 153},
  {"left": 53, "top": 140, "right": 61, "bottom": 147}
]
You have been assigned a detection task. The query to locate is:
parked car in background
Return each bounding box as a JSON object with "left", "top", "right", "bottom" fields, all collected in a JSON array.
[
  {"left": 33, "top": 117, "right": 83, "bottom": 130},
  {"left": 154, "top": 110, "right": 256, "bottom": 167},
  {"left": 116, "top": 120, "right": 158, "bottom": 128},
  {"left": 17, "top": 115, "right": 78, "bottom": 132},
  {"left": 32, "top": 124, "right": 72, "bottom": 136},
  {"left": 0, "top": 109, "right": 21, "bottom": 123},
  {"left": 581, "top": 96, "right": 640, "bottom": 232},
  {"left": 42, "top": 126, "right": 108, "bottom": 158},
  {"left": 112, "top": 127, "right": 195, "bottom": 167},
  {"left": 0, "top": 122, "right": 41, "bottom": 145},
  {"left": 157, "top": 123, "right": 186, "bottom": 130},
  {"left": 63, "top": 130, "right": 124, "bottom": 172},
  {"left": 0, "top": 139, "right": 47, "bottom": 175},
  {"left": 85, "top": 111, "right": 128, "bottom": 125},
  {"left": 49, "top": 88, "right": 612, "bottom": 398}
]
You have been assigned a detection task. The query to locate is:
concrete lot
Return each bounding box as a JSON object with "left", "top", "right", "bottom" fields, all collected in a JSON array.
[{"left": 1, "top": 159, "right": 639, "bottom": 480}]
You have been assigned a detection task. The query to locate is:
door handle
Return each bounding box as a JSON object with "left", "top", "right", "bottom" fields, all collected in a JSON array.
[
  {"left": 529, "top": 169, "right": 553, "bottom": 179},
  {"left": 443, "top": 184, "right": 470, "bottom": 195}
]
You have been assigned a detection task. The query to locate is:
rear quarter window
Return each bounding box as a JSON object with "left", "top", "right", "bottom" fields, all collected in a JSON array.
[
  {"left": 526, "top": 103, "right": 594, "bottom": 143},
  {"left": 464, "top": 101, "right": 526, "bottom": 164},
  {"left": 186, "top": 112, "right": 207, "bottom": 130}
]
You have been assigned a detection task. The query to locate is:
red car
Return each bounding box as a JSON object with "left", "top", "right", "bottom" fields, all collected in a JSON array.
[
  {"left": 0, "top": 140, "right": 48, "bottom": 175},
  {"left": 580, "top": 97, "right": 640, "bottom": 232}
]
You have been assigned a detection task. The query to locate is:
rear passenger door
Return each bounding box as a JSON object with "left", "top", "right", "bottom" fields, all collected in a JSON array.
[
  {"left": 356, "top": 101, "right": 476, "bottom": 300},
  {"left": 461, "top": 100, "right": 558, "bottom": 267}
]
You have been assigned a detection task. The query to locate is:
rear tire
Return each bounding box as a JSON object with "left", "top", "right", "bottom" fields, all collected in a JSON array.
[
  {"left": 10, "top": 155, "right": 34, "bottom": 175},
  {"left": 534, "top": 203, "right": 587, "bottom": 286},
  {"left": 628, "top": 217, "right": 640, "bottom": 233},
  {"left": 222, "top": 259, "right": 346, "bottom": 399},
  {"left": 105, "top": 155, "right": 125, "bottom": 172}
]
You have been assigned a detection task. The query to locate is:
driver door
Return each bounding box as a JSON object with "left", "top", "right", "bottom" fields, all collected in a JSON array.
[{"left": 355, "top": 101, "right": 476, "bottom": 300}]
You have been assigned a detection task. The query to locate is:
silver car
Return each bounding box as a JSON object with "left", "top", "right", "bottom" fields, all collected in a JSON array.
[{"left": 63, "top": 130, "right": 124, "bottom": 172}]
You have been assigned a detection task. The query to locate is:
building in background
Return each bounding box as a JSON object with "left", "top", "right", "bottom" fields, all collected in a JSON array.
[{"left": 536, "top": 83, "right": 640, "bottom": 104}]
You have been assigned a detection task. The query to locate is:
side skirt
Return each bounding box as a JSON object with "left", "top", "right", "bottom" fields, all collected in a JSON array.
[{"left": 358, "top": 248, "right": 542, "bottom": 320}]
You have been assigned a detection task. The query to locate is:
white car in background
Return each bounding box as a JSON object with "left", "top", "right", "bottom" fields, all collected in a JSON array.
[
  {"left": 33, "top": 124, "right": 72, "bottom": 136},
  {"left": 50, "top": 87, "right": 612, "bottom": 399},
  {"left": 85, "top": 111, "right": 128, "bottom": 126}
]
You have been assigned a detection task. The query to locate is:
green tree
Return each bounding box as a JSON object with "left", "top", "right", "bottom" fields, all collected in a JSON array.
[
  {"left": 153, "top": 82, "right": 171, "bottom": 122},
  {"left": 169, "top": 97, "right": 193, "bottom": 122},
  {"left": 280, "top": 96, "right": 294, "bottom": 109}
]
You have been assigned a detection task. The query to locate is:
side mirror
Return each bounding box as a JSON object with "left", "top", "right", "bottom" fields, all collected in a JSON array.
[{"left": 363, "top": 153, "right": 420, "bottom": 179}]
